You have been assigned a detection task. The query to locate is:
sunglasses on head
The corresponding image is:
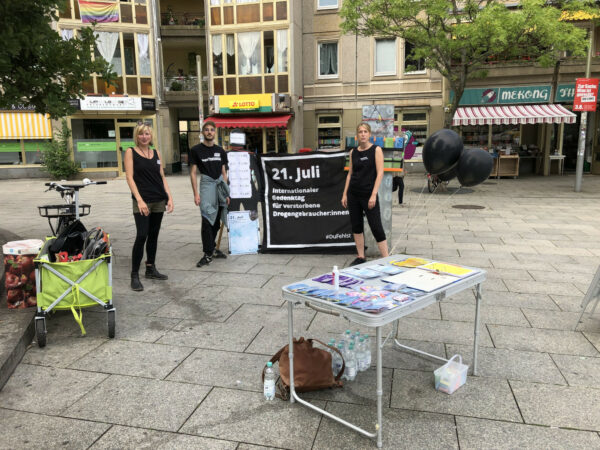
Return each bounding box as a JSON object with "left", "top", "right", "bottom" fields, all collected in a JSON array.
[{"left": 137, "top": 120, "right": 152, "bottom": 126}]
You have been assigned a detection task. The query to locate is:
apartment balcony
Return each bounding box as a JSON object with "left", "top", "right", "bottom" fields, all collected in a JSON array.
[
  {"left": 163, "top": 76, "right": 209, "bottom": 104},
  {"left": 160, "top": 11, "right": 206, "bottom": 37}
]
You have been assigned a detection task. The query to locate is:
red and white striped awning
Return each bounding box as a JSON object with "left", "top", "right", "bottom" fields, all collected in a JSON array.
[{"left": 452, "top": 104, "right": 577, "bottom": 126}]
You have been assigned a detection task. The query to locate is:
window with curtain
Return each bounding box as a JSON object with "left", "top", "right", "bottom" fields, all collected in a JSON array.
[
  {"left": 61, "top": 29, "right": 74, "bottom": 40},
  {"left": 277, "top": 29, "right": 288, "bottom": 72},
  {"left": 213, "top": 35, "right": 223, "bottom": 76},
  {"left": 375, "top": 38, "right": 396, "bottom": 75},
  {"left": 94, "top": 31, "right": 122, "bottom": 75},
  {"left": 137, "top": 34, "right": 151, "bottom": 76},
  {"left": 318, "top": 42, "right": 338, "bottom": 77},
  {"left": 404, "top": 41, "right": 425, "bottom": 73},
  {"left": 238, "top": 31, "right": 261, "bottom": 75},
  {"left": 264, "top": 31, "right": 274, "bottom": 73},
  {"left": 226, "top": 34, "right": 236, "bottom": 74}
]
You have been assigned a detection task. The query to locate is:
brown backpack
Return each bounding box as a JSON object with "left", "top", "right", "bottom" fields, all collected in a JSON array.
[{"left": 263, "top": 337, "right": 345, "bottom": 400}]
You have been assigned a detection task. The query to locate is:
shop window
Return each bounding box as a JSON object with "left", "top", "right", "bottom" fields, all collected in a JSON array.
[
  {"left": 24, "top": 140, "right": 49, "bottom": 165},
  {"left": 318, "top": 42, "right": 338, "bottom": 78},
  {"left": 318, "top": 0, "right": 338, "bottom": 10},
  {"left": 0, "top": 141, "right": 23, "bottom": 165},
  {"left": 375, "top": 38, "right": 396, "bottom": 76},
  {"left": 278, "top": 128, "right": 287, "bottom": 153},
  {"left": 71, "top": 119, "right": 119, "bottom": 169},
  {"left": 394, "top": 110, "right": 428, "bottom": 151},
  {"left": 317, "top": 114, "right": 342, "bottom": 150},
  {"left": 404, "top": 41, "right": 425, "bottom": 74},
  {"left": 266, "top": 128, "right": 277, "bottom": 152}
]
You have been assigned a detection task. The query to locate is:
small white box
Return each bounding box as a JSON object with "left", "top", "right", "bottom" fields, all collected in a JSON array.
[{"left": 434, "top": 354, "right": 468, "bottom": 394}]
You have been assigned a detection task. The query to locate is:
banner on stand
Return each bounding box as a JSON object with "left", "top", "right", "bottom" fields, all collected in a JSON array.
[{"left": 260, "top": 152, "right": 353, "bottom": 250}]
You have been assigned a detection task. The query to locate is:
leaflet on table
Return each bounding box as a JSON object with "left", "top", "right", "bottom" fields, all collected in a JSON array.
[
  {"left": 383, "top": 268, "right": 460, "bottom": 292},
  {"left": 389, "top": 257, "right": 431, "bottom": 268},
  {"left": 419, "top": 262, "right": 478, "bottom": 278},
  {"left": 367, "top": 264, "right": 405, "bottom": 275},
  {"left": 312, "top": 273, "right": 363, "bottom": 288},
  {"left": 342, "top": 267, "right": 382, "bottom": 279}
]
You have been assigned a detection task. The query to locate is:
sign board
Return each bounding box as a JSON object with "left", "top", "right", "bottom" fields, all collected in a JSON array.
[
  {"left": 228, "top": 211, "right": 260, "bottom": 255},
  {"left": 573, "top": 78, "right": 599, "bottom": 112},
  {"left": 260, "top": 152, "right": 353, "bottom": 250},
  {"left": 452, "top": 85, "right": 552, "bottom": 105},
  {"left": 80, "top": 96, "right": 142, "bottom": 111},
  {"left": 362, "top": 105, "right": 394, "bottom": 138},
  {"left": 229, "top": 99, "right": 259, "bottom": 111},
  {"left": 230, "top": 131, "right": 246, "bottom": 146},
  {"left": 228, "top": 151, "right": 252, "bottom": 199}
]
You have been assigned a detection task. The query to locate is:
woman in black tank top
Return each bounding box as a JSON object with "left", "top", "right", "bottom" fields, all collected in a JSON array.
[
  {"left": 124, "top": 123, "right": 174, "bottom": 291},
  {"left": 341, "top": 122, "right": 389, "bottom": 266}
]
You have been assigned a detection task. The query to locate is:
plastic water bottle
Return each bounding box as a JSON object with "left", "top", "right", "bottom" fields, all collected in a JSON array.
[
  {"left": 345, "top": 343, "right": 357, "bottom": 381},
  {"left": 352, "top": 331, "right": 361, "bottom": 346},
  {"left": 341, "top": 329, "right": 352, "bottom": 346},
  {"left": 333, "top": 343, "right": 344, "bottom": 376},
  {"left": 264, "top": 362, "right": 276, "bottom": 401},
  {"left": 357, "top": 338, "right": 368, "bottom": 371},
  {"left": 363, "top": 335, "right": 372, "bottom": 368}
]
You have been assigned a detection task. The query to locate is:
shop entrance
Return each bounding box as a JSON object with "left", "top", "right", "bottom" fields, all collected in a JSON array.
[{"left": 116, "top": 123, "right": 137, "bottom": 176}]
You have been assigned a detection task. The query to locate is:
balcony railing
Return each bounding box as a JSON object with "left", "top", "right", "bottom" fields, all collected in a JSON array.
[
  {"left": 164, "top": 76, "right": 208, "bottom": 92},
  {"left": 161, "top": 11, "right": 205, "bottom": 26}
]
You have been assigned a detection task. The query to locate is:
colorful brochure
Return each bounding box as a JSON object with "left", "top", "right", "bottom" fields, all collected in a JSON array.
[
  {"left": 368, "top": 264, "right": 405, "bottom": 275},
  {"left": 312, "top": 273, "right": 363, "bottom": 288},
  {"left": 342, "top": 267, "right": 382, "bottom": 279},
  {"left": 390, "top": 257, "right": 430, "bottom": 268},
  {"left": 419, "top": 262, "right": 478, "bottom": 278}
]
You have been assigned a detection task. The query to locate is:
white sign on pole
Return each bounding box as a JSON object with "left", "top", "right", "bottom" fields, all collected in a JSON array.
[{"left": 228, "top": 151, "right": 252, "bottom": 199}]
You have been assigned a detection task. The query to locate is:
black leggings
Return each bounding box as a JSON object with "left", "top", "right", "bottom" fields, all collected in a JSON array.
[
  {"left": 132, "top": 212, "right": 164, "bottom": 273},
  {"left": 347, "top": 191, "right": 386, "bottom": 242}
]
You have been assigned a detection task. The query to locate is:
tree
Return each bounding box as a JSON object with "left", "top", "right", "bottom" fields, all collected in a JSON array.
[
  {"left": 40, "top": 119, "right": 80, "bottom": 179},
  {"left": 340, "top": 0, "right": 591, "bottom": 127},
  {"left": 0, "top": 0, "right": 114, "bottom": 119}
]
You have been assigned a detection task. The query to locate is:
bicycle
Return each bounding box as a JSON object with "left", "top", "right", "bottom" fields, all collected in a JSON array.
[
  {"left": 427, "top": 173, "right": 450, "bottom": 193},
  {"left": 38, "top": 179, "right": 107, "bottom": 236}
]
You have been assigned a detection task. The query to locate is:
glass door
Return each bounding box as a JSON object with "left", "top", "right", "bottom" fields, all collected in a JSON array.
[{"left": 116, "top": 123, "right": 137, "bottom": 175}]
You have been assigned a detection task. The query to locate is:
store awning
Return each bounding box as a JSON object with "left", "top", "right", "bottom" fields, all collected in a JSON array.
[
  {"left": 452, "top": 104, "right": 577, "bottom": 126},
  {"left": 0, "top": 112, "right": 52, "bottom": 139},
  {"left": 206, "top": 114, "right": 291, "bottom": 128}
]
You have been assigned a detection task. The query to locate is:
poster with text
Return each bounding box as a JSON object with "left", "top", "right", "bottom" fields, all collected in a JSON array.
[
  {"left": 228, "top": 210, "right": 259, "bottom": 255},
  {"left": 227, "top": 150, "right": 261, "bottom": 212},
  {"left": 261, "top": 152, "right": 354, "bottom": 250}
]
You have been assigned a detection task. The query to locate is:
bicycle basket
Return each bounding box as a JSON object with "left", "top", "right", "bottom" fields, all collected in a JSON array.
[{"left": 38, "top": 204, "right": 91, "bottom": 219}]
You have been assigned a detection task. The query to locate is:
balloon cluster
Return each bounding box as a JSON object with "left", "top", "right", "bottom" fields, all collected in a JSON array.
[{"left": 422, "top": 129, "right": 493, "bottom": 187}]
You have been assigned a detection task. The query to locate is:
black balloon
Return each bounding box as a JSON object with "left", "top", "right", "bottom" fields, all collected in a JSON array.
[
  {"left": 456, "top": 148, "right": 494, "bottom": 187},
  {"left": 422, "top": 129, "right": 463, "bottom": 175},
  {"left": 437, "top": 167, "right": 457, "bottom": 182}
]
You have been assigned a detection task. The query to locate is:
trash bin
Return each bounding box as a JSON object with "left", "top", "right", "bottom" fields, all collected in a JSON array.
[{"left": 3, "top": 239, "right": 44, "bottom": 309}]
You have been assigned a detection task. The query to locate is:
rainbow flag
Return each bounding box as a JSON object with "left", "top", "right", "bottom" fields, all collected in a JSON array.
[{"left": 78, "top": 0, "right": 119, "bottom": 23}]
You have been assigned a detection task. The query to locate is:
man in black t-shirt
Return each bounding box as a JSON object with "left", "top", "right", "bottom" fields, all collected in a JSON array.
[{"left": 189, "top": 121, "right": 230, "bottom": 267}]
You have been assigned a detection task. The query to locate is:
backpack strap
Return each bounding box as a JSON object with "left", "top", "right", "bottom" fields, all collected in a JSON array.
[{"left": 308, "top": 338, "right": 345, "bottom": 382}]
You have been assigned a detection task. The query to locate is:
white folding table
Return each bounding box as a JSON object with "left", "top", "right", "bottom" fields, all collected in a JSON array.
[{"left": 282, "top": 255, "right": 486, "bottom": 448}]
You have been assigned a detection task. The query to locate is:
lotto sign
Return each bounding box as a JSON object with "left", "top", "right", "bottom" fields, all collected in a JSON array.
[
  {"left": 229, "top": 99, "right": 259, "bottom": 110},
  {"left": 573, "top": 78, "right": 599, "bottom": 112}
]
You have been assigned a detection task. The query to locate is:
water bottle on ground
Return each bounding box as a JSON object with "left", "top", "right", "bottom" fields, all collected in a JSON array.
[
  {"left": 334, "top": 343, "right": 345, "bottom": 376},
  {"left": 357, "top": 338, "right": 368, "bottom": 371},
  {"left": 345, "top": 343, "right": 358, "bottom": 381},
  {"left": 264, "top": 361, "right": 276, "bottom": 401},
  {"left": 341, "top": 329, "right": 352, "bottom": 347}
]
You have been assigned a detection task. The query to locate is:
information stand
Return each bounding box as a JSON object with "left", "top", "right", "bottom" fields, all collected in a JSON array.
[{"left": 282, "top": 255, "right": 486, "bottom": 448}]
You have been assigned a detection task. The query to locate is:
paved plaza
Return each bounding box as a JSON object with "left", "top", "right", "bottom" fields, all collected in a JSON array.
[{"left": 1, "top": 173, "right": 600, "bottom": 449}]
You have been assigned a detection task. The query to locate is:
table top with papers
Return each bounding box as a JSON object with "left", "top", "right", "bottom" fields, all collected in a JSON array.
[{"left": 282, "top": 255, "right": 486, "bottom": 327}]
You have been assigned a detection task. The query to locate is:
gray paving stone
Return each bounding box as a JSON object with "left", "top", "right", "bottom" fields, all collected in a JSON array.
[
  {"left": 488, "top": 324, "right": 599, "bottom": 356},
  {"left": 157, "top": 319, "right": 262, "bottom": 351},
  {"left": 483, "top": 267, "right": 535, "bottom": 281},
  {"left": 0, "top": 408, "right": 110, "bottom": 450},
  {"left": 261, "top": 275, "right": 303, "bottom": 291},
  {"left": 199, "top": 272, "right": 272, "bottom": 288},
  {"left": 584, "top": 331, "right": 600, "bottom": 352},
  {"left": 68, "top": 339, "right": 194, "bottom": 379},
  {"left": 551, "top": 354, "right": 600, "bottom": 387},
  {"left": 503, "top": 279, "right": 580, "bottom": 296},
  {"left": 446, "top": 344, "right": 566, "bottom": 384},
  {"left": 64, "top": 375, "right": 210, "bottom": 432},
  {"left": 167, "top": 348, "right": 268, "bottom": 391},
  {"left": 150, "top": 290, "right": 241, "bottom": 322},
  {"left": 90, "top": 425, "right": 237, "bottom": 449},
  {"left": 382, "top": 339, "right": 446, "bottom": 371},
  {"left": 522, "top": 308, "right": 600, "bottom": 331},
  {"left": 313, "top": 402, "right": 458, "bottom": 450},
  {"left": 237, "top": 444, "right": 284, "bottom": 450},
  {"left": 216, "top": 286, "right": 285, "bottom": 306},
  {"left": 82, "top": 311, "right": 182, "bottom": 343},
  {"left": 550, "top": 293, "right": 589, "bottom": 312},
  {"left": 456, "top": 416, "right": 600, "bottom": 450},
  {"left": 21, "top": 335, "right": 106, "bottom": 368},
  {"left": 394, "top": 317, "right": 494, "bottom": 347},
  {"left": 391, "top": 369, "right": 521, "bottom": 422},
  {"left": 0, "top": 364, "right": 108, "bottom": 415},
  {"left": 510, "top": 380, "right": 600, "bottom": 430},
  {"left": 180, "top": 388, "right": 324, "bottom": 450},
  {"left": 247, "top": 263, "right": 312, "bottom": 278},
  {"left": 302, "top": 367, "right": 393, "bottom": 406},
  {"left": 441, "top": 302, "right": 529, "bottom": 327}
]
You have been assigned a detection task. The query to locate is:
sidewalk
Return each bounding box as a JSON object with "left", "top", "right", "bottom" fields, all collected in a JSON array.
[{"left": 0, "top": 173, "right": 599, "bottom": 449}]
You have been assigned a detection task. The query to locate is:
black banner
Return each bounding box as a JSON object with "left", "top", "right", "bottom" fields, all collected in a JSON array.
[{"left": 261, "top": 152, "right": 353, "bottom": 250}]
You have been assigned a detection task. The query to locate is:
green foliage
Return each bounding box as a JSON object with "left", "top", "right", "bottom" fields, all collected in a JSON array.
[
  {"left": 0, "top": 0, "right": 115, "bottom": 119},
  {"left": 170, "top": 81, "right": 183, "bottom": 91},
  {"left": 41, "top": 119, "right": 80, "bottom": 180},
  {"left": 340, "top": 0, "right": 592, "bottom": 126}
]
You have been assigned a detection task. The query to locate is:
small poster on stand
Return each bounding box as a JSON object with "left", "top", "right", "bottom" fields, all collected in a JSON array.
[{"left": 228, "top": 210, "right": 259, "bottom": 255}]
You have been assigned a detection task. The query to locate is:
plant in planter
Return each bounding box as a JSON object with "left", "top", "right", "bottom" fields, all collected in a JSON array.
[
  {"left": 170, "top": 80, "right": 183, "bottom": 91},
  {"left": 40, "top": 119, "right": 80, "bottom": 179},
  {"left": 167, "top": 7, "right": 177, "bottom": 24}
]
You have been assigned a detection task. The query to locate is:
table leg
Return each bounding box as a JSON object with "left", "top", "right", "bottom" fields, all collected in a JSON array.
[
  {"left": 288, "top": 301, "right": 295, "bottom": 403},
  {"left": 472, "top": 283, "right": 482, "bottom": 376},
  {"left": 376, "top": 326, "right": 383, "bottom": 448}
]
